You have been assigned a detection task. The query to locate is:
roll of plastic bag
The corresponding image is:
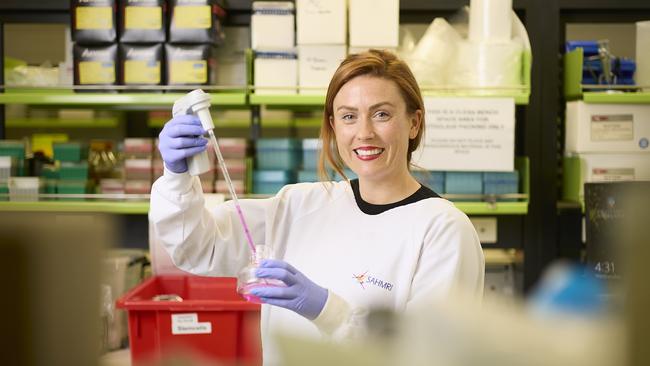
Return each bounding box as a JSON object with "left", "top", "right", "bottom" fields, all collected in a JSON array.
[
  {"left": 448, "top": 38, "right": 523, "bottom": 88},
  {"left": 468, "top": 0, "right": 513, "bottom": 42},
  {"left": 406, "top": 18, "right": 462, "bottom": 86},
  {"left": 636, "top": 21, "right": 650, "bottom": 90}
]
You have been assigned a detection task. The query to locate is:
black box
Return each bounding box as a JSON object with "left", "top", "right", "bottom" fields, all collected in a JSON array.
[
  {"left": 119, "top": 0, "right": 167, "bottom": 43},
  {"left": 71, "top": 0, "right": 117, "bottom": 44},
  {"left": 119, "top": 44, "right": 164, "bottom": 86},
  {"left": 168, "top": 0, "right": 225, "bottom": 44},
  {"left": 73, "top": 43, "right": 118, "bottom": 88},
  {"left": 165, "top": 44, "right": 216, "bottom": 86}
]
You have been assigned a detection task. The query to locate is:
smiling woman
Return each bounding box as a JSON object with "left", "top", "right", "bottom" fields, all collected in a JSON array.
[{"left": 150, "top": 49, "right": 485, "bottom": 366}]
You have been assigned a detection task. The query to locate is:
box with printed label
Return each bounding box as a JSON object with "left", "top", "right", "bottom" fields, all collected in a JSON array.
[
  {"left": 349, "top": 0, "right": 399, "bottom": 47},
  {"left": 119, "top": 0, "right": 166, "bottom": 43},
  {"left": 298, "top": 45, "right": 347, "bottom": 95},
  {"left": 296, "top": 0, "right": 346, "bottom": 45},
  {"left": 74, "top": 44, "right": 118, "bottom": 87},
  {"left": 165, "top": 44, "right": 216, "bottom": 86},
  {"left": 564, "top": 153, "right": 650, "bottom": 202},
  {"left": 71, "top": 0, "right": 116, "bottom": 43},
  {"left": 251, "top": 2, "right": 295, "bottom": 49},
  {"left": 254, "top": 51, "right": 298, "bottom": 95},
  {"left": 169, "top": 0, "right": 225, "bottom": 44},
  {"left": 119, "top": 44, "right": 163, "bottom": 86},
  {"left": 565, "top": 101, "right": 650, "bottom": 153}
]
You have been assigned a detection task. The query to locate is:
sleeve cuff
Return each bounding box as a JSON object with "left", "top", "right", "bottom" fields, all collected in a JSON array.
[
  {"left": 312, "top": 290, "right": 352, "bottom": 336},
  {"left": 161, "top": 165, "right": 194, "bottom": 194}
]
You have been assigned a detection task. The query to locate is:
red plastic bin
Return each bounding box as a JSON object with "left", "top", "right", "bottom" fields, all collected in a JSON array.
[{"left": 116, "top": 275, "right": 261, "bottom": 365}]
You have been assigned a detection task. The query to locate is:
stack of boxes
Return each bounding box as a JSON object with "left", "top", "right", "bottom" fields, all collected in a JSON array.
[
  {"left": 0, "top": 141, "right": 23, "bottom": 199},
  {"left": 297, "top": 139, "right": 320, "bottom": 182},
  {"left": 53, "top": 142, "right": 93, "bottom": 195},
  {"left": 296, "top": 0, "right": 347, "bottom": 94},
  {"left": 565, "top": 102, "right": 650, "bottom": 201},
  {"left": 253, "top": 138, "right": 300, "bottom": 194},
  {"left": 71, "top": 0, "right": 225, "bottom": 90},
  {"left": 252, "top": 0, "right": 400, "bottom": 95},
  {"left": 251, "top": 2, "right": 297, "bottom": 95},
  {"left": 123, "top": 138, "right": 153, "bottom": 194}
]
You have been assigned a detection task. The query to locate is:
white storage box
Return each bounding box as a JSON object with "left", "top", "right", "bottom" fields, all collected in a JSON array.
[
  {"left": 251, "top": 1, "right": 295, "bottom": 49},
  {"left": 569, "top": 152, "right": 650, "bottom": 201},
  {"left": 8, "top": 177, "right": 43, "bottom": 201},
  {"left": 254, "top": 51, "right": 298, "bottom": 95},
  {"left": 349, "top": 0, "right": 399, "bottom": 47},
  {"left": 296, "top": 0, "right": 346, "bottom": 45},
  {"left": 565, "top": 101, "right": 650, "bottom": 154},
  {"left": 348, "top": 46, "right": 398, "bottom": 55},
  {"left": 298, "top": 45, "right": 347, "bottom": 94}
]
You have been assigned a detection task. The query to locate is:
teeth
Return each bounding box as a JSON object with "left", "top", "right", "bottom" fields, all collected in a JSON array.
[{"left": 355, "top": 148, "right": 383, "bottom": 156}]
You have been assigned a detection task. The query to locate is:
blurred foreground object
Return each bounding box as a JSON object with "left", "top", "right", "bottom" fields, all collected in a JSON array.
[{"left": 0, "top": 212, "right": 115, "bottom": 365}]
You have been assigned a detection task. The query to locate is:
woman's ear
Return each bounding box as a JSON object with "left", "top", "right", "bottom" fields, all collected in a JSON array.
[
  {"left": 409, "top": 110, "right": 423, "bottom": 139},
  {"left": 329, "top": 115, "right": 334, "bottom": 130}
]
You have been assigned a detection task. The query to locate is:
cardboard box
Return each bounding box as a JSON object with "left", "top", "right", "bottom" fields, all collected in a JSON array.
[
  {"left": 298, "top": 45, "right": 346, "bottom": 94},
  {"left": 254, "top": 51, "right": 298, "bottom": 95},
  {"left": 568, "top": 153, "right": 650, "bottom": 201},
  {"left": 251, "top": 2, "right": 295, "bottom": 49},
  {"left": 565, "top": 101, "right": 650, "bottom": 154},
  {"left": 296, "top": 0, "right": 346, "bottom": 45},
  {"left": 349, "top": 0, "right": 399, "bottom": 47}
]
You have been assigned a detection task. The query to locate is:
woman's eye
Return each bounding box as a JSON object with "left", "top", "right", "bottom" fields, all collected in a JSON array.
[
  {"left": 374, "top": 111, "right": 390, "bottom": 120},
  {"left": 341, "top": 114, "right": 355, "bottom": 121}
]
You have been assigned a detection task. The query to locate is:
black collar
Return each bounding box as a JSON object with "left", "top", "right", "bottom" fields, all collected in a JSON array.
[{"left": 349, "top": 179, "right": 440, "bottom": 215}]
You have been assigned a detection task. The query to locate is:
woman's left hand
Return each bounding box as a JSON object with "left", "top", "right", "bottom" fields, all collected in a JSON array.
[{"left": 250, "top": 259, "right": 328, "bottom": 320}]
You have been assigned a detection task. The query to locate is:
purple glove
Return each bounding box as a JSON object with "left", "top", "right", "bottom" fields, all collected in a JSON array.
[
  {"left": 158, "top": 115, "right": 208, "bottom": 173},
  {"left": 250, "top": 259, "right": 328, "bottom": 320}
]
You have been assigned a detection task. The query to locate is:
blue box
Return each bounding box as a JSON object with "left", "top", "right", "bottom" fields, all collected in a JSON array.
[
  {"left": 483, "top": 171, "right": 519, "bottom": 201},
  {"left": 253, "top": 170, "right": 296, "bottom": 194},
  {"left": 412, "top": 171, "right": 445, "bottom": 194},
  {"left": 256, "top": 138, "right": 301, "bottom": 170},
  {"left": 302, "top": 139, "right": 320, "bottom": 170},
  {"left": 297, "top": 170, "right": 320, "bottom": 183},
  {"left": 445, "top": 172, "right": 483, "bottom": 197}
]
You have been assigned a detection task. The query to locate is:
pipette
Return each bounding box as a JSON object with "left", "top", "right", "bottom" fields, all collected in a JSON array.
[{"left": 172, "top": 89, "right": 256, "bottom": 254}]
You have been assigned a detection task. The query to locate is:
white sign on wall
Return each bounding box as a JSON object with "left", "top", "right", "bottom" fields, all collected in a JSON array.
[{"left": 412, "top": 97, "right": 515, "bottom": 171}]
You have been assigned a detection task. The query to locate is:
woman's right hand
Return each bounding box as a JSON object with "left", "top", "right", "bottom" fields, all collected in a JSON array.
[{"left": 158, "top": 115, "right": 208, "bottom": 173}]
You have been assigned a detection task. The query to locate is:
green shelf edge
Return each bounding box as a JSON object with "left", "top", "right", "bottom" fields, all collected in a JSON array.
[
  {"left": 0, "top": 92, "right": 247, "bottom": 106},
  {"left": 0, "top": 199, "right": 526, "bottom": 215},
  {"left": 7, "top": 117, "right": 120, "bottom": 128},
  {"left": 249, "top": 94, "right": 326, "bottom": 106},
  {"left": 582, "top": 92, "right": 650, "bottom": 104}
]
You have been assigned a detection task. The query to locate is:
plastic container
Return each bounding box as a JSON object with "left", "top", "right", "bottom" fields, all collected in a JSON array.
[
  {"left": 59, "top": 161, "right": 89, "bottom": 180},
  {"left": 445, "top": 172, "right": 483, "bottom": 196},
  {"left": 8, "top": 177, "right": 43, "bottom": 201},
  {"left": 0, "top": 156, "right": 14, "bottom": 183},
  {"left": 483, "top": 171, "right": 519, "bottom": 201},
  {"left": 53, "top": 142, "right": 88, "bottom": 162},
  {"left": 255, "top": 138, "right": 301, "bottom": 170},
  {"left": 253, "top": 170, "right": 295, "bottom": 194},
  {"left": 412, "top": 170, "right": 445, "bottom": 194},
  {"left": 301, "top": 139, "right": 320, "bottom": 170},
  {"left": 116, "top": 276, "right": 261, "bottom": 366}
]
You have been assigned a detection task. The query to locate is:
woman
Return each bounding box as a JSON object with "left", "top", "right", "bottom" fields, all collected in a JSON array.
[{"left": 150, "top": 50, "right": 484, "bottom": 364}]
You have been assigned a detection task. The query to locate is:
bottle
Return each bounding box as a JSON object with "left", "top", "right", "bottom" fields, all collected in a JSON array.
[{"left": 237, "top": 245, "right": 286, "bottom": 303}]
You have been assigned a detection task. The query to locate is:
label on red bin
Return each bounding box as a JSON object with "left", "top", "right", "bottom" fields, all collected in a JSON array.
[{"left": 171, "top": 313, "right": 212, "bottom": 335}]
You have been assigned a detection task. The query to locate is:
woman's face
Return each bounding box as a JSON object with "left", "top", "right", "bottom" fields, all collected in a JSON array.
[{"left": 331, "top": 75, "right": 421, "bottom": 183}]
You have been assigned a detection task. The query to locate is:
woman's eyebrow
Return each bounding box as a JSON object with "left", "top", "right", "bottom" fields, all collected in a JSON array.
[{"left": 336, "top": 102, "right": 395, "bottom": 112}]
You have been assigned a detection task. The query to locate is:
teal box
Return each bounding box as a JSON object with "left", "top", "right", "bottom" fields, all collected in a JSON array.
[
  {"left": 42, "top": 165, "right": 60, "bottom": 180},
  {"left": 53, "top": 142, "right": 89, "bottom": 162},
  {"left": 412, "top": 171, "right": 445, "bottom": 194},
  {"left": 301, "top": 139, "right": 320, "bottom": 170},
  {"left": 297, "top": 170, "right": 319, "bottom": 183},
  {"left": 0, "top": 140, "right": 25, "bottom": 176},
  {"left": 483, "top": 171, "right": 519, "bottom": 201},
  {"left": 445, "top": 172, "right": 483, "bottom": 196},
  {"left": 57, "top": 180, "right": 93, "bottom": 195},
  {"left": 256, "top": 139, "right": 301, "bottom": 170},
  {"left": 0, "top": 184, "right": 8, "bottom": 200},
  {"left": 253, "top": 170, "right": 296, "bottom": 194},
  {"left": 333, "top": 168, "right": 357, "bottom": 181},
  {"left": 59, "top": 162, "right": 89, "bottom": 180}
]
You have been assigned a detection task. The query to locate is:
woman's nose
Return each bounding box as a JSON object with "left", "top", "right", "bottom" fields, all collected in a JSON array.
[{"left": 356, "top": 118, "right": 375, "bottom": 140}]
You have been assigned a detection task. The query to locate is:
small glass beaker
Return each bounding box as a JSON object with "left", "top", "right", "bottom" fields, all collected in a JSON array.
[{"left": 236, "top": 245, "right": 286, "bottom": 304}]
